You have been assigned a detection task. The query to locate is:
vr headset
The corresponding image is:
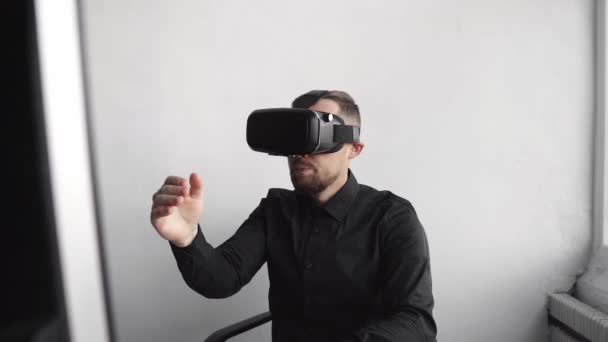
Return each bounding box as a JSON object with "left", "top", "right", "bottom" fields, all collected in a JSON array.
[{"left": 246, "top": 90, "right": 360, "bottom": 156}]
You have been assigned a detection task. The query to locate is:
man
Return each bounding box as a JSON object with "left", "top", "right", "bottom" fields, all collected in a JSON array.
[{"left": 150, "top": 90, "right": 437, "bottom": 341}]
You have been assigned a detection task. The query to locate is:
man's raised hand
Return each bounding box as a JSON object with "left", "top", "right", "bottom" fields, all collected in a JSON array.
[{"left": 150, "top": 172, "right": 204, "bottom": 247}]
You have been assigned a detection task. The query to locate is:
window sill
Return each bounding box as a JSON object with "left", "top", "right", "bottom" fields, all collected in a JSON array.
[{"left": 575, "top": 246, "right": 608, "bottom": 314}]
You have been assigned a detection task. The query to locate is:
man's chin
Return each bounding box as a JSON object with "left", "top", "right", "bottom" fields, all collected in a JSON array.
[{"left": 290, "top": 175, "right": 322, "bottom": 194}]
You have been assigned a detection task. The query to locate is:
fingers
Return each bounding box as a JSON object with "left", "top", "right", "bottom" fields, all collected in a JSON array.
[
  {"left": 164, "top": 176, "right": 187, "bottom": 186},
  {"left": 189, "top": 172, "right": 204, "bottom": 199},
  {"left": 152, "top": 194, "right": 183, "bottom": 207},
  {"left": 151, "top": 173, "right": 203, "bottom": 223},
  {"left": 152, "top": 173, "right": 203, "bottom": 204},
  {"left": 153, "top": 185, "right": 188, "bottom": 198},
  {"left": 150, "top": 205, "right": 174, "bottom": 220}
]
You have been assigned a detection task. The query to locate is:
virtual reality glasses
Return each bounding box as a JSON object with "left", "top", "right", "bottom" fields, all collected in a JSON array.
[
  {"left": 246, "top": 90, "right": 360, "bottom": 156},
  {"left": 247, "top": 108, "right": 360, "bottom": 156}
]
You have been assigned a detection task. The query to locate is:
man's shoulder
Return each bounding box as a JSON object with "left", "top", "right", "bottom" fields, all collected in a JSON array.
[
  {"left": 266, "top": 187, "right": 294, "bottom": 199},
  {"left": 358, "top": 183, "right": 414, "bottom": 211},
  {"left": 248, "top": 188, "right": 294, "bottom": 217},
  {"left": 358, "top": 184, "right": 426, "bottom": 243},
  {"left": 262, "top": 188, "right": 298, "bottom": 208}
]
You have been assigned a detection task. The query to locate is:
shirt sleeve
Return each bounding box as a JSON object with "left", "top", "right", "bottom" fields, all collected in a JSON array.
[
  {"left": 169, "top": 199, "right": 267, "bottom": 299},
  {"left": 341, "top": 200, "right": 437, "bottom": 342}
]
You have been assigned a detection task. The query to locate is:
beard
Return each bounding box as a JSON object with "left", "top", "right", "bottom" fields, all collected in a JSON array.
[{"left": 289, "top": 165, "right": 340, "bottom": 195}]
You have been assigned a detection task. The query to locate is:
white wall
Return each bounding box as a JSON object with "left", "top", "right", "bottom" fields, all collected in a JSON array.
[{"left": 81, "top": 1, "right": 594, "bottom": 341}]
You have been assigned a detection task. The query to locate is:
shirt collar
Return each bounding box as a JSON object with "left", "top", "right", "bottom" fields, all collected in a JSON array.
[{"left": 320, "top": 169, "right": 360, "bottom": 222}]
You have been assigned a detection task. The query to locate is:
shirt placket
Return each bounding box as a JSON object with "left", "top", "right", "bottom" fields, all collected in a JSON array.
[{"left": 302, "top": 208, "right": 332, "bottom": 317}]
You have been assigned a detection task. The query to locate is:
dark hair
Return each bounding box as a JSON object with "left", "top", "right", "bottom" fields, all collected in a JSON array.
[{"left": 292, "top": 90, "right": 361, "bottom": 127}]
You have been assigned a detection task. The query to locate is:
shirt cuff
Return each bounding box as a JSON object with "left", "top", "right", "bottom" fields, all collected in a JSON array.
[{"left": 169, "top": 224, "right": 205, "bottom": 255}]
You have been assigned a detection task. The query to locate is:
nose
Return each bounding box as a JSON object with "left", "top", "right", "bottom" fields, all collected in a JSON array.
[
  {"left": 290, "top": 154, "right": 310, "bottom": 159},
  {"left": 289, "top": 154, "right": 313, "bottom": 167}
]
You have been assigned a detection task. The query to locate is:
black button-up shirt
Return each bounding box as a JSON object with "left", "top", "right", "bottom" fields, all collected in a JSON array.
[{"left": 170, "top": 170, "right": 436, "bottom": 341}]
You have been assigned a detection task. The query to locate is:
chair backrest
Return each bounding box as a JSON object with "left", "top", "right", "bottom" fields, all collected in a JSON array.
[{"left": 204, "top": 311, "right": 272, "bottom": 342}]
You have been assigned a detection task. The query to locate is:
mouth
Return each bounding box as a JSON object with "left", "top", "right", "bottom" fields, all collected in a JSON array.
[{"left": 291, "top": 164, "right": 315, "bottom": 174}]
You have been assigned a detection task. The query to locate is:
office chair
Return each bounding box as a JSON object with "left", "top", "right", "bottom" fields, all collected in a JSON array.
[{"left": 204, "top": 311, "right": 272, "bottom": 342}]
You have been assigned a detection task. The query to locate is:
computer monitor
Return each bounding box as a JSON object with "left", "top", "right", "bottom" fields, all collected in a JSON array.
[{"left": 1, "top": 0, "right": 112, "bottom": 341}]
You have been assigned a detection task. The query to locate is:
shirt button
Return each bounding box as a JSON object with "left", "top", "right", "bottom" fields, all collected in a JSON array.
[
  {"left": 314, "top": 227, "right": 320, "bottom": 234},
  {"left": 305, "top": 262, "right": 313, "bottom": 269}
]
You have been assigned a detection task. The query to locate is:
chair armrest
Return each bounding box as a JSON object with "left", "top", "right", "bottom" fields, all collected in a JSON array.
[{"left": 204, "top": 311, "right": 272, "bottom": 342}]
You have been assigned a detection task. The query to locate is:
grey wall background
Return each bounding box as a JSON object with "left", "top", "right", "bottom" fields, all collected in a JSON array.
[{"left": 82, "top": 0, "right": 594, "bottom": 341}]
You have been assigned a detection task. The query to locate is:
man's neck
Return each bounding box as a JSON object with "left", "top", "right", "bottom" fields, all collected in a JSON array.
[{"left": 312, "top": 170, "right": 349, "bottom": 205}]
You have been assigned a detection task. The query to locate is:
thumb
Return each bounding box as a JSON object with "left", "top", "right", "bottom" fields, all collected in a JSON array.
[{"left": 189, "top": 172, "right": 204, "bottom": 199}]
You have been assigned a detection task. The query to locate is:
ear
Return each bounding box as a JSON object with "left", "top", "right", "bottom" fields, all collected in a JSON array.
[{"left": 348, "top": 142, "right": 365, "bottom": 160}]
